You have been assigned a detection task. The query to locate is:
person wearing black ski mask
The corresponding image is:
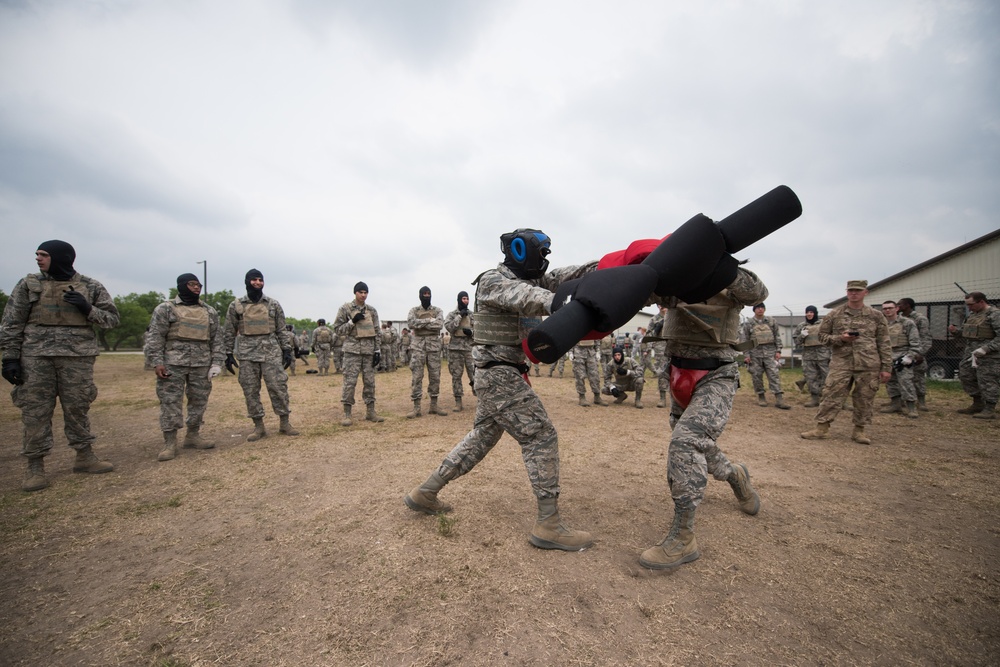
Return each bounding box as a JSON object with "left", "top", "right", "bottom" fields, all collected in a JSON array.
[
  {"left": 406, "top": 286, "right": 447, "bottom": 418},
  {"left": 793, "top": 305, "right": 831, "bottom": 407},
  {"left": 1, "top": 240, "right": 120, "bottom": 492},
  {"left": 223, "top": 269, "right": 299, "bottom": 442},
  {"left": 143, "top": 273, "right": 226, "bottom": 461},
  {"left": 444, "top": 290, "right": 475, "bottom": 412}
]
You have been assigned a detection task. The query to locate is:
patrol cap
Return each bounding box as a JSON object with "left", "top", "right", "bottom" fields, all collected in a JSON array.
[{"left": 846, "top": 280, "right": 868, "bottom": 290}]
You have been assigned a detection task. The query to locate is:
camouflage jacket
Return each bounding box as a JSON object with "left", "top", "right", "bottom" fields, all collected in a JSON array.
[
  {"left": 334, "top": 301, "right": 381, "bottom": 355},
  {"left": 740, "top": 315, "right": 781, "bottom": 352},
  {"left": 444, "top": 308, "right": 474, "bottom": 351},
  {"left": 144, "top": 297, "right": 224, "bottom": 368},
  {"left": 886, "top": 316, "right": 921, "bottom": 359},
  {"left": 1, "top": 271, "right": 120, "bottom": 359},
  {"left": 906, "top": 310, "right": 933, "bottom": 356},
  {"left": 605, "top": 355, "right": 643, "bottom": 383},
  {"left": 472, "top": 261, "right": 598, "bottom": 368},
  {"left": 223, "top": 294, "right": 291, "bottom": 363},
  {"left": 953, "top": 305, "right": 1000, "bottom": 358},
  {"left": 818, "top": 304, "right": 892, "bottom": 373},
  {"left": 407, "top": 305, "right": 445, "bottom": 353}
]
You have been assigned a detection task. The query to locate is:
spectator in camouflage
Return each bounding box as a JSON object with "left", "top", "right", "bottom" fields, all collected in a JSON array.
[
  {"left": 741, "top": 303, "right": 789, "bottom": 409},
  {"left": 792, "top": 306, "right": 831, "bottom": 407},
  {"left": 406, "top": 286, "right": 447, "bottom": 417},
  {"left": 949, "top": 291, "right": 1000, "bottom": 419},
  {"left": 602, "top": 346, "right": 645, "bottom": 408},
  {"left": 334, "top": 282, "right": 383, "bottom": 425},
  {"left": 879, "top": 301, "right": 922, "bottom": 418},
  {"left": 312, "top": 319, "right": 334, "bottom": 375},
  {"left": 572, "top": 339, "right": 605, "bottom": 407},
  {"left": 897, "top": 298, "right": 932, "bottom": 410},
  {"left": 444, "top": 291, "right": 476, "bottom": 412}
]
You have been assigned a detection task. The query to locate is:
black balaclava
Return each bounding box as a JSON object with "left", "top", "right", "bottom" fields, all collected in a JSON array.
[
  {"left": 245, "top": 269, "right": 264, "bottom": 303},
  {"left": 419, "top": 286, "right": 432, "bottom": 309},
  {"left": 805, "top": 305, "right": 819, "bottom": 323},
  {"left": 38, "top": 240, "right": 76, "bottom": 281},
  {"left": 613, "top": 345, "right": 625, "bottom": 364},
  {"left": 457, "top": 291, "right": 469, "bottom": 312},
  {"left": 177, "top": 273, "right": 201, "bottom": 305},
  {"left": 317, "top": 318, "right": 326, "bottom": 325}
]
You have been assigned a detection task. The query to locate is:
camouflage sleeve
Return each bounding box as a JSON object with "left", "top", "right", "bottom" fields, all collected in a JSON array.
[
  {"left": 273, "top": 300, "right": 291, "bottom": 351},
  {"left": 818, "top": 310, "right": 837, "bottom": 346},
  {"left": 143, "top": 302, "right": 172, "bottom": 368},
  {"left": 792, "top": 322, "right": 805, "bottom": 346},
  {"left": 538, "top": 260, "right": 599, "bottom": 296},
  {"left": 333, "top": 302, "right": 352, "bottom": 336},
  {"left": 0, "top": 278, "right": 31, "bottom": 360},
  {"left": 443, "top": 309, "right": 462, "bottom": 335},
  {"left": 903, "top": 320, "right": 921, "bottom": 357},
  {"left": 875, "top": 313, "right": 893, "bottom": 372},
  {"left": 223, "top": 301, "right": 239, "bottom": 354},
  {"left": 916, "top": 315, "right": 932, "bottom": 356},
  {"left": 369, "top": 306, "right": 381, "bottom": 354},
  {"left": 209, "top": 306, "right": 225, "bottom": 365},
  {"left": 981, "top": 309, "right": 1000, "bottom": 355},
  {"left": 84, "top": 278, "right": 120, "bottom": 330}
]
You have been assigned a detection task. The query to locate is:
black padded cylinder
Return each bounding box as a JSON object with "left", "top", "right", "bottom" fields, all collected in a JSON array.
[
  {"left": 717, "top": 185, "right": 802, "bottom": 253},
  {"left": 525, "top": 301, "right": 599, "bottom": 364}
]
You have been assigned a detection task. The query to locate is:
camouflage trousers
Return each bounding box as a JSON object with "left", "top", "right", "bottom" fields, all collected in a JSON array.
[
  {"left": 748, "top": 348, "right": 783, "bottom": 395},
  {"left": 342, "top": 352, "right": 376, "bottom": 406},
  {"left": 548, "top": 356, "right": 566, "bottom": 376},
  {"left": 666, "top": 363, "right": 739, "bottom": 511},
  {"left": 604, "top": 372, "right": 644, "bottom": 394},
  {"left": 448, "top": 348, "right": 475, "bottom": 398},
  {"left": 315, "top": 344, "right": 331, "bottom": 373},
  {"left": 801, "top": 348, "right": 830, "bottom": 396},
  {"left": 886, "top": 360, "right": 917, "bottom": 403},
  {"left": 572, "top": 347, "right": 602, "bottom": 396},
  {"left": 238, "top": 359, "right": 290, "bottom": 419},
  {"left": 651, "top": 342, "right": 669, "bottom": 394},
  {"left": 437, "top": 365, "right": 560, "bottom": 499},
  {"left": 959, "top": 355, "right": 1000, "bottom": 405},
  {"left": 815, "top": 367, "right": 880, "bottom": 426},
  {"left": 409, "top": 346, "right": 442, "bottom": 400},
  {"left": 11, "top": 355, "right": 97, "bottom": 458},
  {"left": 157, "top": 364, "right": 213, "bottom": 431},
  {"left": 912, "top": 359, "right": 928, "bottom": 398},
  {"left": 333, "top": 347, "right": 344, "bottom": 372}
]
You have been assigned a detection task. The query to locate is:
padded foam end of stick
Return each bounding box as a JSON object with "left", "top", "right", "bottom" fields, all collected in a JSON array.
[
  {"left": 525, "top": 301, "right": 600, "bottom": 364},
  {"left": 574, "top": 264, "right": 659, "bottom": 332},
  {"left": 718, "top": 185, "right": 802, "bottom": 253},
  {"left": 675, "top": 254, "right": 739, "bottom": 304},
  {"left": 642, "top": 214, "right": 724, "bottom": 296}
]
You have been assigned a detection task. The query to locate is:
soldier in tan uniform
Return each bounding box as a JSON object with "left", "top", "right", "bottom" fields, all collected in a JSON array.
[
  {"left": 879, "top": 301, "right": 922, "bottom": 419},
  {"left": 897, "top": 298, "right": 932, "bottom": 411},
  {"left": 406, "top": 286, "right": 448, "bottom": 418},
  {"left": 444, "top": 291, "right": 476, "bottom": 412},
  {"left": 801, "top": 280, "right": 892, "bottom": 445},
  {"left": 1, "top": 240, "right": 118, "bottom": 492},
  {"left": 741, "top": 303, "right": 790, "bottom": 409},
  {"left": 334, "top": 282, "right": 384, "bottom": 426},
  {"left": 311, "top": 319, "right": 334, "bottom": 375},
  {"left": 792, "top": 306, "right": 831, "bottom": 407},
  {"left": 949, "top": 291, "right": 1000, "bottom": 419}
]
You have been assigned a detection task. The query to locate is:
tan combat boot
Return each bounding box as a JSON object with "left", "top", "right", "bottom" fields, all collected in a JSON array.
[
  {"left": 529, "top": 497, "right": 593, "bottom": 551},
  {"left": 639, "top": 508, "right": 699, "bottom": 570},
  {"left": 800, "top": 422, "right": 831, "bottom": 440},
  {"left": 365, "top": 403, "right": 385, "bottom": 423},
  {"left": 957, "top": 397, "right": 984, "bottom": 414},
  {"left": 340, "top": 405, "right": 353, "bottom": 427},
  {"left": 429, "top": 397, "right": 448, "bottom": 416},
  {"left": 973, "top": 403, "right": 997, "bottom": 420},
  {"left": 453, "top": 397, "right": 463, "bottom": 412},
  {"left": 795, "top": 378, "right": 807, "bottom": 393},
  {"left": 279, "top": 414, "right": 300, "bottom": 435},
  {"left": 406, "top": 399, "right": 423, "bottom": 419},
  {"left": 904, "top": 401, "right": 919, "bottom": 419},
  {"left": 657, "top": 390, "right": 667, "bottom": 408},
  {"left": 757, "top": 393, "right": 768, "bottom": 407},
  {"left": 917, "top": 395, "right": 929, "bottom": 412},
  {"left": 852, "top": 426, "right": 871, "bottom": 445},
  {"left": 158, "top": 430, "right": 178, "bottom": 461},
  {"left": 881, "top": 397, "right": 902, "bottom": 414},
  {"left": 727, "top": 463, "right": 760, "bottom": 515},
  {"left": 22, "top": 456, "right": 49, "bottom": 492},
  {"left": 247, "top": 417, "right": 268, "bottom": 441},
  {"left": 614, "top": 390, "right": 628, "bottom": 405},
  {"left": 73, "top": 446, "right": 114, "bottom": 474},
  {"left": 183, "top": 425, "right": 215, "bottom": 449},
  {"left": 578, "top": 394, "right": 589, "bottom": 407},
  {"left": 804, "top": 394, "right": 821, "bottom": 408},
  {"left": 404, "top": 471, "right": 453, "bottom": 514},
  {"left": 774, "top": 393, "right": 791, "bottom": 410},
  {"left": 634, "top": 386, "right": 644, "bottom": 409},
  {"left": 593, "top": 393, "right": 607, "bottom": 406}
]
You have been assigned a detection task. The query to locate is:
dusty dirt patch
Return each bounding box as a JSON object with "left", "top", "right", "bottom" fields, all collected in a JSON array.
[{"left": 0, "top": 354, "right": 997, "bottom": 666}]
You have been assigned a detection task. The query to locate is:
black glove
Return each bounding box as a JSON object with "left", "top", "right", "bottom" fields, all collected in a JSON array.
[
  {"left": 462, "top": 328, "right": 473, "bottom": 337},
  {"left": 892, "top": 356, "right": 904, "bottom": 373},
  {"left": 459, "top": 308, "right": 470, "bottom": 316},
  {"left": 225, "top": 353, "right": 239, "bottom": 375},
  {"left": 352, "top": 312, "right": 366, "bottom": 324},
  {"left": 282, "top": 349, "right": 293, "bottom": 369},
  {"left": 2, "top": 359, "right": 24, "bottom": 386},
  {"left": 616, "top": 366, "right": 628, "bottom": 376},
  {"left": 62, "top": 288, "right": 92, "bottom": 316},
  {"left": 373, "top": 351, "right": 381, "bottom": 367},
  {"left": 610, "top": 386, "right": 622, "bottom": 398}
]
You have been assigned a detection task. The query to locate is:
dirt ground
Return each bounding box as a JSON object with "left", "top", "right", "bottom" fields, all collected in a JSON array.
[{"left": 0, "top": 354, "right": 997, "bottom": 666}]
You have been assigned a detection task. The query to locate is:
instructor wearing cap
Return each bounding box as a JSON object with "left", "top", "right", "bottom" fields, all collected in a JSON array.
[
  {"left": 1, "top": 240, "right": 119, "bottom": 492},
  {"left": 334, "top": 281, "right": 384, "bottom": 426}
]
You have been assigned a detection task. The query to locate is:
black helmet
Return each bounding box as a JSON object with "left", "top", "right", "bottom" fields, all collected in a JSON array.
[{"left": 501, "top": 229, "right": 551, "bottom": 279}]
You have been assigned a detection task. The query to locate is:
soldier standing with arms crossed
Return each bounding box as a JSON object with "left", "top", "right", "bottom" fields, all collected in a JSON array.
[
  {"left": 406, "top": 286, "right": 448, "bottom": 418},
  {"left": 801, "top": 280, "right": 892, "bottom": 445},
  {"left": 224, "top": 269, "right": 299, "bottom": 442},
  {"left": 949, "top": 291, "right": 1000, "bottom": 419},
  {"left": 1, "top": 240, "right": 118, "bottom": 492},
  {"left": 145, "top": 273, "right": 224, "bottom": 461},
  {"left": 444, "top": 291, "right": 476, "bottom": 412},
  {"left": 335, "top": 282, "right": 384, "bottom": 426}
]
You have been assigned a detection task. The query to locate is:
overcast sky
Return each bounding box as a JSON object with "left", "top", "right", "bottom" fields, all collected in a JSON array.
[{"left": 2, "top": 0, "right": 998, "bottom": 323}]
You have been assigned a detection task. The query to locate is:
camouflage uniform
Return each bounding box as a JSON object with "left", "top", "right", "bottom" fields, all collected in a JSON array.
[
  {"left": 1, "top": 270, "right": 120, "bottom": 460},
  {"left": 334, "top": 299, "right": 381, "bottom": 407},
  {"left": 884, "top": 314, "right": 921, "bottom": 405},
  {"left": 793, "top": 317, "right": 831, "bottom": 399},
  {"left": 433, "top": 260, "right": 596, "bottom": 499},
  {"left": 741, "top": 314, "right": 784, "bottom": 398},
  {"left": 312, "top": 324, "right": 334, "bottom": 375},
  {"left": 398, "top": 329, "right": 411, "bottom": 366},
  {"left": 572, "top": 340, "right": 603, "bottom": 398},
  {"left": 955, "top": 305, "right": 1000, "bottom": 409},
  {"left": 381, "top": 324, "right": 400, "bottom": 372},
  {"left": 646, "top": 310, "right": 670, "bottom": 401},
  {"left": 407, "top": 301, "right": 445, "bottom": 403},
  {"left": 603, "top": 353, "right": 645, "bottom": 401},
  {"left": 224, "top": 294, "right": 294, "bottom": 419},
  {"left": 600, "top": 334, "right": 615, "bottom": 368},
  {"left": 547, "top": 354, "right": 567, "bottom": 377},
  {"left": 444, "top": 306, "right": 475, "bottom": 403},
  {"left": 813, "top": 304, "right": 892, "bottom": 427},
  {"left": 332, "top": 331, "right": 345, "bottom": 373},
  {"left": 904, "top": 309, "right": 932, "bottom": 403},
  {"left": 145, "top": 297, "right": 224, "bottom": 432}
]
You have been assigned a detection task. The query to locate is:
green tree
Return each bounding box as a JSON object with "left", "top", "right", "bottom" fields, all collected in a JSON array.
[{"left": 101, "top": 291, "right": 165, "bottom": 351}]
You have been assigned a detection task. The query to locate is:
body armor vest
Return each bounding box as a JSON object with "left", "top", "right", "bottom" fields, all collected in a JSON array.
[
  {"left": 453, "top": 314, "right": 472, "bottom": 336},
  {"left": 412, "top": 308, "right": 439, "bottom": 336},
  {"left": 962, "top": 310, "right": 996, "bottom": 340},
  {"left": 887, "top": 320, "right": 905, "bottom": 348},
  {"left": 751, "top": 319, "right": 775, "bottom": 345},
  {"left": 313, "top": 327, "right": 333, "bottom": 344},
  {"left": 167, "top": 304, "right": 210, "bottom": 341},
  {"left": 354, "top": 311, "right": 376, "bottom": 338},
  {"left": 25, "top": 275, "right": 90, "bottom": 327},
  {"left": 802, "top": 324, "right": 823, "bottom": 347},
  {"left": 577, "top": 338, "right": 597, "bottom": 347},
  {"left": 472, "top": 311, "right": 542, "bottom": 346},
  {"left": 234, "top": 301, "right": 274, "bottom": 336},
  {"left": 663, "top": 292, "right": 740, "bottom": 348}
]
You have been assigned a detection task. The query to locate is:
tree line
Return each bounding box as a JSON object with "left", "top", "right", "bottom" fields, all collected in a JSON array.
[{"left": 0, "top": 288, "right": 318, "bottom": 352}]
